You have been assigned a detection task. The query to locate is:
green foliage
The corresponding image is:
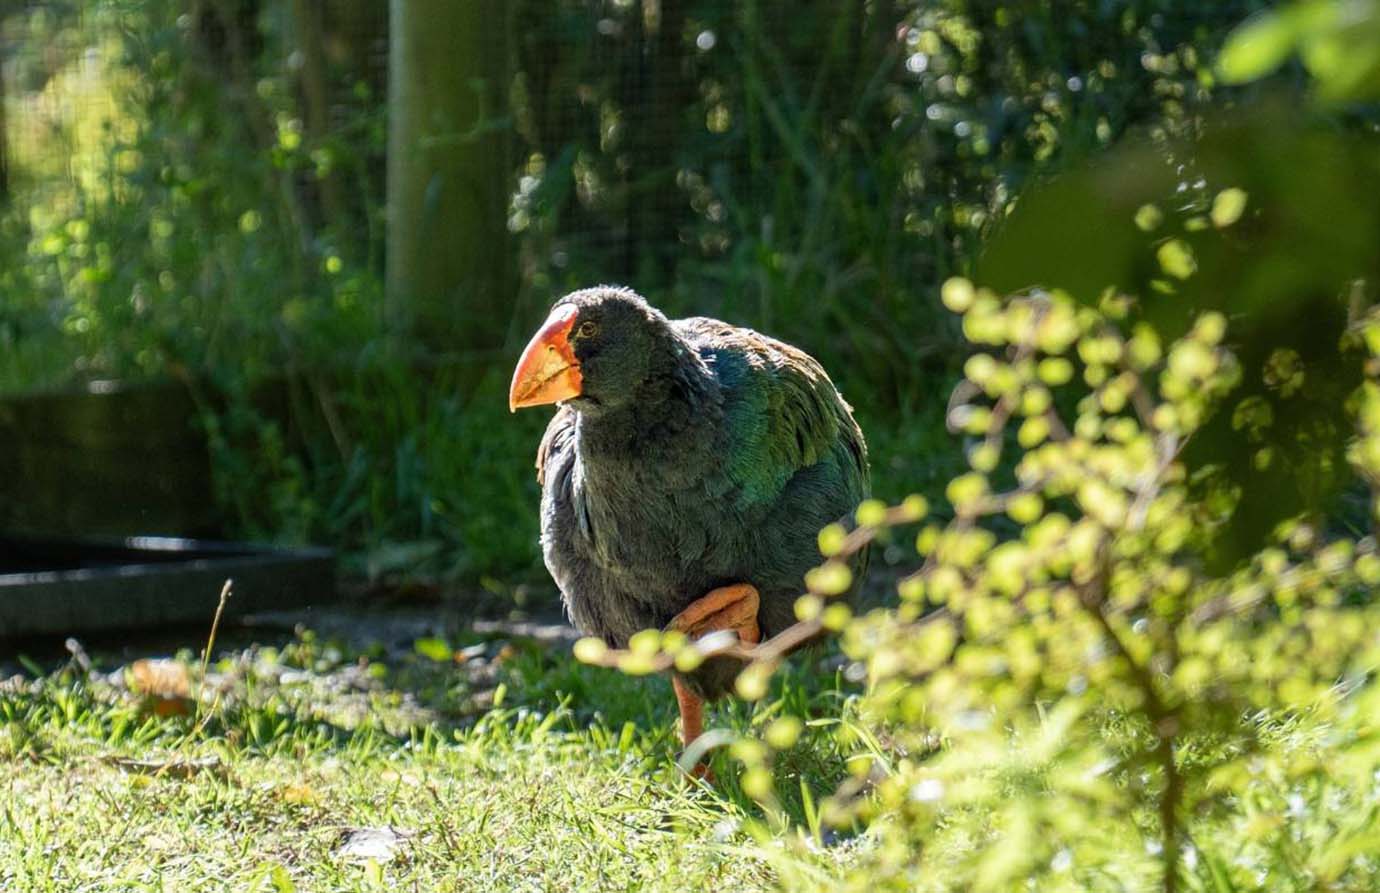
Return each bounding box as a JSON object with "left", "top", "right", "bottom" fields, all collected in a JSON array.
[
  {"left": 579, "top": 98, "right": 1380, "bottom": 891},
  {"left": 10, "top": 3, "right": 1380, "bottom": 890},
  {"left": 1219, "top": 0, "right": 1380, "bottom": 101},
  {"left": 514, "top": 0, "right": 1256, "bottom": 404},
  {"left": 559, "top": 274, "right": 1366, "bottom": 888},
  {"left": 0, "top": 1, "right": 544, "bottom": 577},
  {"left": 801, "top": 284, "right": 1380, "bottom": 890},
  {"left": 978, "top": 106, "right": 1380, "bottom": 567},
  {"left": 652, "top": 180, "right": 1380, "bottom": 888},
  {"left": 0, "top": 624, "right": 878, "bottom": 890},
  {"left": 0, "top": 0, "right": 1274, "bottom": 579}
]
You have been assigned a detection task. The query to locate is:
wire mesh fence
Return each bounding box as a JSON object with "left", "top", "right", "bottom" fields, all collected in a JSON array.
[
  {"left": 0, "top": 0, "right": 1258, "bottom": 563},
  {"left": 1, "top": 1, "right": 1249, "bottom": 391}
]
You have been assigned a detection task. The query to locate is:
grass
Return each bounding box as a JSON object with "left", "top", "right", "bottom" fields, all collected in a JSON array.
[
  {"left": 0, "top": 616, "right": 867, "bottom": 892},
  {"left": 7, "top": 606, "right": 1380, "bottom": 892}
]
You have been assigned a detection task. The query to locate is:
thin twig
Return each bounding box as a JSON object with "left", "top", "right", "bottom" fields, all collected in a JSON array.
[
  {"left": 191, "top": 579, "right": 233, "bottom": 737},
  {"left": 1078, "top": 553, "right": 1180, "bottom": 893}
]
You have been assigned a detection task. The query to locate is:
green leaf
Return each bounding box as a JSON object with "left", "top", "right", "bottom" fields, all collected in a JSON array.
[
  {"left": 413, "top": 637, "right": 452, "bottom": 662},
  {"left": 1157, "top": 239, "right": 1198, "bottom": 280},
  {"left": 1302, "top": 9, "right": 1380, "bottom": 101},
  {"left": 1218, "top": 10, "right": 1301, "bottom": 84},
  {"left": 572, "top": 637, "right": 608, "bottom": 664},
  {"left": 1211, "top": 188, "right": 1249, "bottom": 228},
  {"left": 1135, "top": 203, "right": 1164, "bottom": 232},
  {"left": 270, "top": 864, "right": 297, "bottom": 893}
]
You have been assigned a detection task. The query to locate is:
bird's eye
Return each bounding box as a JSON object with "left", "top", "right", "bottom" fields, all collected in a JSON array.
[{"left": 575, "top": 320, "right": 599, "bottom": 339}]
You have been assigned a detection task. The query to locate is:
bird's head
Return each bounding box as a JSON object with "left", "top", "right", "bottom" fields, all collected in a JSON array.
[{"left": 509, "top": 286, "right": 673, "bottom": 413}]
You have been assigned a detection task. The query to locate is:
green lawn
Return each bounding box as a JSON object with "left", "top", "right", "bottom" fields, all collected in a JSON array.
[
  {"left": 0, "top": 617, "right": 860, "bottom": 892},
  {"left": 8, "top": 611, "right": 1380, "bottom": 892}
]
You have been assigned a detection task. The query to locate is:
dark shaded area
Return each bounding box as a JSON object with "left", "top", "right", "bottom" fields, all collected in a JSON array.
[
  {"left": 980, "top": 102, "right": 1380, "bottom": 567},
  {"left": 0, "top": 382, "right": 217, "bottom": 537},
  {"left": 0, "top": 535, "right": 334, "bottom": 638}
]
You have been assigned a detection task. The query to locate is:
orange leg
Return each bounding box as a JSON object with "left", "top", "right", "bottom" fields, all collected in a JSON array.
[
  {"left": 672, "top": 676, "right": 704, "bottom": 747},
  {"left": 666, "top": 583, "right": 762, "bottom": 776},
  {"left": 666, "top": 582, "right": 762, "bottom": 656}
]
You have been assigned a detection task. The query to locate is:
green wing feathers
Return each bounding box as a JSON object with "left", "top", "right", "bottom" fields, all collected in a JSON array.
[{"left": 680, "top": 320, "right": 868, "bottom": 511}]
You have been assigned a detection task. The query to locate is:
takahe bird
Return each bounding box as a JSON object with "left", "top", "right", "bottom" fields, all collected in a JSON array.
[{"left": 509, "top": 286, "right": 869, "bottom": 754}]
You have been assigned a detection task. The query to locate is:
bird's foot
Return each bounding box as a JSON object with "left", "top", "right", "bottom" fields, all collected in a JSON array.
[
  {"left": 666, "top": 583, "right": 762, "bottom": 778},
  {"left": 666, "top": 582, "right": 761, "bottom": 646},
  {"left": 687, "top": 763, "right": 715, "bottom": 785}
]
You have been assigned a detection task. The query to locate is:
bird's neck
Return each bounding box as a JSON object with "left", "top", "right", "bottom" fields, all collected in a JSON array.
[{"left": 576, "top": 342, "right": 720, "bottom": 465}]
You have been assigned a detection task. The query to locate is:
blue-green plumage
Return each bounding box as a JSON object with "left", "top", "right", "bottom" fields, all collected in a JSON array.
[{"left": 533, "top": 287, "right": 869, "bottom": 698}]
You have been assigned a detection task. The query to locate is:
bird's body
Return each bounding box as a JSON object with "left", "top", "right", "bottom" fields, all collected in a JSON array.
[{"left": 516, "top": 289, "right": 869, "bottom": 699}]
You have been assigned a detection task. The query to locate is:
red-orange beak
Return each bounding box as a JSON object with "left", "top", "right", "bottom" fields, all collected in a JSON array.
[{"left": 509, "top": 304, "right": 583, "bottom": 411}]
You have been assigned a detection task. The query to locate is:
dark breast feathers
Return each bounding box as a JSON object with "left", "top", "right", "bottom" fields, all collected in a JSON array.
[{"left": 535, "top": 318, "right": 868, "bottom": 689}]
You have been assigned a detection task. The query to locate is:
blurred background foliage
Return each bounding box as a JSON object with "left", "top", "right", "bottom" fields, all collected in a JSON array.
[
  {"left": 0, "top": 0, "right": 1358, "bottom": 590},
  {"left": 6, "top": 3, "right": 1380, "bottom": 889}
]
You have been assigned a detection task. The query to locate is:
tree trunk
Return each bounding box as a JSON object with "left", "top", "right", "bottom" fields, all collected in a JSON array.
[
  {"left": 386, "top": 0, "right": 513, "bottom": 355},
  {"left": 0, "top": 46, "right": 8, "bottom": 204},
  {"left": 292, "top": 0, "right": 348, "bottom": 231}
]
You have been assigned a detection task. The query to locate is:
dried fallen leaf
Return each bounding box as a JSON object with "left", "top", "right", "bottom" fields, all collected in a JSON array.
[
  {"left": 128, "top": 659, "right": 193, "bottom": 716},
  {"left": 148, "top": 697, "right": 192, "bottom": 717},
  {"left": 279, "top": 781, "right": 321, "bottom": 807},
  {"left": 129, "top": 659, "right": 191, "bottom": 698},
  {"left": 455, "top": 643, "right": 488, "bottom": 663}
]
